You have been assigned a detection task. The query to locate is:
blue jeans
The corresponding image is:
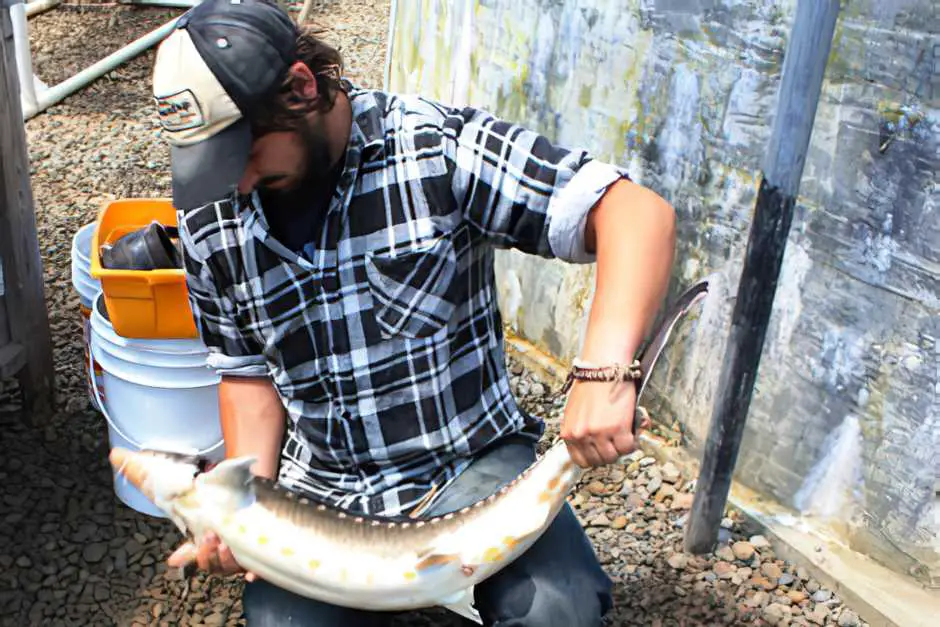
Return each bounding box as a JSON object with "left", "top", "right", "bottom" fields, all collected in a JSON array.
[{"left": 242, "top": 435, "right": 614, "bottom": 626}]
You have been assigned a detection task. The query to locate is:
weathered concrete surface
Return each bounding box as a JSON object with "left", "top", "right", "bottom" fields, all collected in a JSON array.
[{"left": 386, "top": 0, "right": 939, "bottom": 586}]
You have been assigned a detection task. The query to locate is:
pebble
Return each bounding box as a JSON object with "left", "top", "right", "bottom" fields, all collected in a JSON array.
[
  {"left": 82, "top": 543, "right": 108, "bottom": 564},
  {"left": 732, "top": 541, "right": 756, "bottom": 561},
  {"left": 812, "top": 589, "right": 833, "bottom": 603}
]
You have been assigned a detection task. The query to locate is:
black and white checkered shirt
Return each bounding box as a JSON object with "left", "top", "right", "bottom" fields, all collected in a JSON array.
[{"left": 177, "top": 86, "right": 628, "bottom": 516}]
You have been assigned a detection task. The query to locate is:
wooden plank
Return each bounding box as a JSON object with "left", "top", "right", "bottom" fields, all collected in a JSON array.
[
  {"left": 0, "top": 4, "right": 55, "bottom": 418},
  {"left": 0, "top": 342, "right": 25, "bottom": 379}
]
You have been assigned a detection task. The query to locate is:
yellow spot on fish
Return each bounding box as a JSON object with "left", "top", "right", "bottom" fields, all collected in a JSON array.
[
  {"left": 308, "top": 559, "right": 320, "bottom": 569},
  {"left": 237, "top": 525, "right": 247, "bottom": 534},
  {"left": 503, "top": 536, "right": 518, "bottom": 548},
  {"left": 483, "top": 547, "right": 503, "bottom": 563},
  {"left": 547, "top": 476, "right": 560, "bottom": 490},
  {"left": 281, "top": 547, "right": 294, "bottom": 557},
  {"left": 258, "top": 536, "right": 268, "bottom": 545},
  {"left": 538, "top": 490, "right": 552, "bottom": 503},
  {"left": 404, "top": 571, "right": 417, "bottom": 581}
]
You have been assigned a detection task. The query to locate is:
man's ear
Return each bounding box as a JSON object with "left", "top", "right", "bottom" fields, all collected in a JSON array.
[{"left": 286, "top": 61, "right": 319, "bottom": 108}]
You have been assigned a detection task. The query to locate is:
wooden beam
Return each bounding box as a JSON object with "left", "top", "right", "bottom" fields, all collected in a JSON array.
[
  {"left": 0, "top": 342, "right": 25, "bottom": 379},
  {"left": 0, "top": 2, "right": 55, "bottom": 419}
]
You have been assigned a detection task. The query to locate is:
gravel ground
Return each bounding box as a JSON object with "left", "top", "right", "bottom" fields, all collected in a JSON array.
[{"left": 0, "top": 3, "right": 870, "bottom": 626}]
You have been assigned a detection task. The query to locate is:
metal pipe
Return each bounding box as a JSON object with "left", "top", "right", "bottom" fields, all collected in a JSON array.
[
  {"left": 22, "top": 14, "right": 181, "bottom": 119},
  {"left": 9, "top": 1, "right": 38, "bottom": 116},
  {"left": 683, "top": 0, "right": 841, "bottom": 555},
  {"left": 25, "top": 0, "right": 59, "bottom": 19},
  {"left": 382, "top": 0, "right": 398, "bottom": 91}
]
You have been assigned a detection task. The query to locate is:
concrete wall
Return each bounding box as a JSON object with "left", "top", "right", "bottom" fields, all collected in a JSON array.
[{"left": 385, "top": 0, "right": 939, "bottom": 585}]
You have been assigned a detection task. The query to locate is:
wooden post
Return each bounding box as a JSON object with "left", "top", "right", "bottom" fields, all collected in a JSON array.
[
  {"left": 0, "top": 0, "right": 55, "bottom": 419},
  {"left": 683, "top": 0, "right": 841, "bottom": 554}
]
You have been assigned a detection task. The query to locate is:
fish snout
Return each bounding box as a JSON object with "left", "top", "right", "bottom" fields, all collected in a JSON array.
[{"left": 109, "top": 447, "right": 201, "bottom": 504}]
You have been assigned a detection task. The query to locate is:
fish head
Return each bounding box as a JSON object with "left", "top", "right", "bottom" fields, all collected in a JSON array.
[{"left": 109, "top": 447, "right": 206, "bottom": 533}]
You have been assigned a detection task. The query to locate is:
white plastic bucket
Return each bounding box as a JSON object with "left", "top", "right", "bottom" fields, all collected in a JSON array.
[
  {"left": 71, "top": 222, "right": 103, "bottom": 410},
  {"left": 88, "top": 293, "right": 225, "bottom": 518}
]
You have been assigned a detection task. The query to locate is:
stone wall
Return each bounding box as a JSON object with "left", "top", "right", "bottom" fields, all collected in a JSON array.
[{"left": 384, "top": 0, "right": 939, "bottom": 584}]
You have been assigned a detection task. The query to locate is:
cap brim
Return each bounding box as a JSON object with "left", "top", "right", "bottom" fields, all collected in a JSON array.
[{"left": 170, "top": 117, "right": 252, "bottom": 211}]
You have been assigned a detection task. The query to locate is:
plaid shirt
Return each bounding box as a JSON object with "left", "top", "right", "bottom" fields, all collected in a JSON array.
[{"left": 176, "top": 86, "right": 628, "bottom": 517}]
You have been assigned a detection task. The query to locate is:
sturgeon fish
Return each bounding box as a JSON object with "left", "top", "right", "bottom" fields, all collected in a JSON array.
[{"left": 109, "top": 280, "right": 709, "bottom": 623}]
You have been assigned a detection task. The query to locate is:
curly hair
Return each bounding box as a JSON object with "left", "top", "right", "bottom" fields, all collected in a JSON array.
[{"left": 249, "top": 28, "right": 347, "bottom": 136}]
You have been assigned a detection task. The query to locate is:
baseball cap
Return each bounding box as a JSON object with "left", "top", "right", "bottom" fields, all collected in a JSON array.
[{"left": 152, "top": 0, "right": 300, "bottom": 211}]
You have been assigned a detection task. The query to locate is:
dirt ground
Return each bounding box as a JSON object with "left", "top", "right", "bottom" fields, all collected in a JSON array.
[{"left": 0, "top": 2, "right": 870, "bottom": 625}]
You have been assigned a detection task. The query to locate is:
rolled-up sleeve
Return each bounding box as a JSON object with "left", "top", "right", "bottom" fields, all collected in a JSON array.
[
  {"left": 177, "top": 214, "right": 268, "bottom": 377},
  {"left": 442, "top": 105, "right": 629, "bottom": 263}
]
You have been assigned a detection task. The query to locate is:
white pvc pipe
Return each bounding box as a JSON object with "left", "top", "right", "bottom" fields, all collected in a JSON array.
[
  {"left": 25, "top": 0, "right": 60, "bottom": 19},
  {"left": 383, "top": 0, "right": 398, "bottom": 91},
  {"left": 9, "top": 1, "right": 39, "bottom": 116},
  {"left": 22, "top": 14, "right": 182, "bottom": 119}
]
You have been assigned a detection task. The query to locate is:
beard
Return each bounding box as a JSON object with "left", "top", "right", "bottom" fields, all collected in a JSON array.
[{"left": 295, "top": 118, "right": 339, "bottom": 190}]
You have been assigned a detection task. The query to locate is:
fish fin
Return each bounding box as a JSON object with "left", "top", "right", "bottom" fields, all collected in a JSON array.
[
  {"left": 439, "top": 587, "right": 481, "bottom": 624},
  {"left": 199, "top": 456, "right": 256, "bottom": 488}
]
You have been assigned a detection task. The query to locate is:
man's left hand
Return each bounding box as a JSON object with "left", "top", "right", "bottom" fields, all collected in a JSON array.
[{"left": 560, "top": 379, "right": 642, "bottom": 468}]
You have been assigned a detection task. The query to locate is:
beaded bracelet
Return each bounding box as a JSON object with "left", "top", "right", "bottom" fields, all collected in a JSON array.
[{"left": 559, "top": 359, "right": 643, "bottom": 395}]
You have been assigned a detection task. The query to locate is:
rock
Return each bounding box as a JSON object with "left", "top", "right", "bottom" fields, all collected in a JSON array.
[
  {"left": 811, "top": 589, "right": 832, "bottom": 603},
  {"left": 590, "top": 513, "right": 611, "bottom": 527},
  {"left": 762, "top": 562, "right": 784, "bottom": 580},
  {"left": 787, "top": 590, "right": 808, "bottom": 604},
  {"left": 646, "top": 476, "right": 662, "bottom": 495},
  {"left": 762, "top": 603, "right": 791, "bottom": 625},
  {"left": 610, "top": 516, "right": 628, "bottom": 530},
  {"left": 715, "top": 545, "right": 735, "bottom": 562},
  {"left": 745, "top": 590, "right": 769, "bottom": 608},
  {"left": 732, "top": 541, "right": 755, "bottom": 561},
  {"left": 751, "top": 575, "right": 778, "bottom": 591},
  {"left": 654, "top": 484, "right": 676, "bottom": 502},
  {"left": 667, "top": 553, "right": 689, "bottom": 569},
  {"left": 82, "top": 543, "right": 108, "bottom": 564},
  {"left": 778, "top": 573, "right": 796, "bottom": 587},
  {"left": 805, "top": 606, "right": 830, "bottom": 625},
  {"left": 626, "top": 493, "right": 646, "bottom": 509},
  {"left": 713, "top": 561, "right": 736, "bottom": 579},
  {"left": 16, "top": 555, "right": 32, "bottom": 568},
  {"left": 750, "top": 535, "right": 772, "bottom": 549},
  {"left": 671, "top": 493, "right": 694, "bottom": 510},
  {"left": 661, "top": 462, "right": 681, "bottom": 483},
  {"left": 586, "top": 481, "right": 608, "bottom": 496},
  {"left": 837, "top": 609, "right": 860, "bottom": 626}
]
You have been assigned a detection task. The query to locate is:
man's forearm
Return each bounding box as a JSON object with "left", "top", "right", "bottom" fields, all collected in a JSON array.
[
  {"left": 218, "top": 376, "right": 285, "bottom": 480},
  {"left": 581, "top": 178, "right": 677, "bottom": 364}
]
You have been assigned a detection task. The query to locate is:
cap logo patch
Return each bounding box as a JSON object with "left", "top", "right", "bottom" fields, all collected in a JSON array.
[{"left": 155, "top": 89, "right": 205, "bottom": 132}]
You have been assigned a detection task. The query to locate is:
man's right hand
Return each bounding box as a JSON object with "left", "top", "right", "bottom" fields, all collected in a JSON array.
[{"left": 168, "top": 532, "right": 259, "bottom": 581}]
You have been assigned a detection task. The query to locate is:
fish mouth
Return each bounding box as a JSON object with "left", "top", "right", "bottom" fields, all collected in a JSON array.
[{"left": 109, "top": 447, "right": 202, "bottom": 505}]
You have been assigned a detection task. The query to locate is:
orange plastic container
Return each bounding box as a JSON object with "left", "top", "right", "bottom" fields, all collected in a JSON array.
[{"left": 89, "top": 198, "right": 198, "bottom": 339}]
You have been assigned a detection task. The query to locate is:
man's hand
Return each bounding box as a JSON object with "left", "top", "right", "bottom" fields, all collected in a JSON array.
[
  {"left": 168, "top": 533, "right": 259, "bottom": 581},
  {"left": 560, "top": 378, "right": 640, "bottom": 468}
]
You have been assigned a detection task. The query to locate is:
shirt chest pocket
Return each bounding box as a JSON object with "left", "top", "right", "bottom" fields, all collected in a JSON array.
[{"left": 365, "top": 235, "right": 460, "bottom": 340}]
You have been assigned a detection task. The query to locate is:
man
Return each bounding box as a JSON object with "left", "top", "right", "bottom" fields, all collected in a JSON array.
[{"left": 153, "top": 1, "right": 676, "bottom": 625}]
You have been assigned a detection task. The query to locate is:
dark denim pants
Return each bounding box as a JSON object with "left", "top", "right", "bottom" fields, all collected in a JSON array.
[{"left": 242, "top": 435, "right": 614, "bottom": 626}]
